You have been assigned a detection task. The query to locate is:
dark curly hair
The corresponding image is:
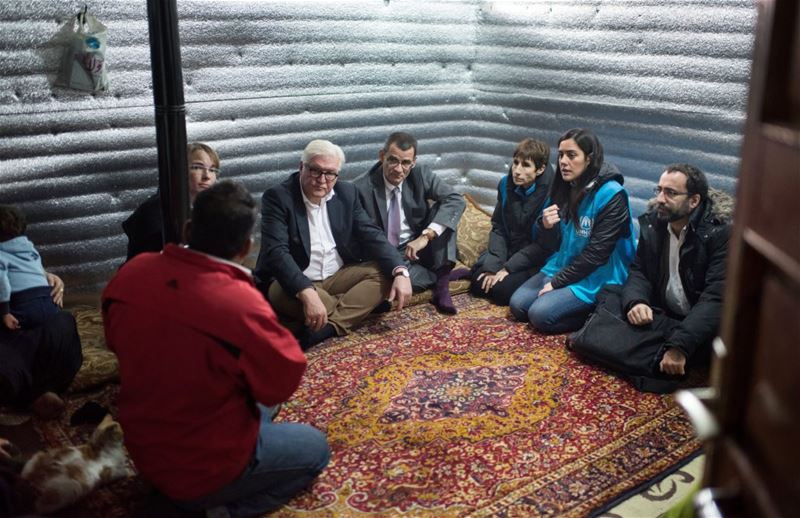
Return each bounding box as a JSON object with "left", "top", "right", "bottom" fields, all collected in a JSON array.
[
  {"left": 0, "top": 205, "right": 26, "bottom": 242},
  {"left": 664, "top": 163, "right": 709, "bottom": 203},
  {"left": 187, "top": 181, "right": 256, "bottom": 259}
]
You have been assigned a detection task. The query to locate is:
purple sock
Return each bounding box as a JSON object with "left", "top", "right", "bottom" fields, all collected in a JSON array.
[
  {"left": 432, "top": 266, "right": 457, "bottom": 314},
  {"left": 448, "top": 267, "right": 471, "bottom": 281}
]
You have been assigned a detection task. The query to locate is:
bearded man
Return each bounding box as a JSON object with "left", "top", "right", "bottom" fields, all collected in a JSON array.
[
  {"left": 571, "top": 164, "right": 731, "bottom": 389},
  {"left": 623, "top": 163, "right": 731, "bottom": 376}
]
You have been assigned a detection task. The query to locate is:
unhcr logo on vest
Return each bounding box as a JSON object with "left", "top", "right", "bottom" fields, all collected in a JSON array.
[{"left": 577, "top": 216, "right": 593, "bottom": 237}]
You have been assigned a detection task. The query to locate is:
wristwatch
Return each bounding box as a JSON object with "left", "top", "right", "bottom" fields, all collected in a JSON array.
[
  {"left": 421, "top": 228, "right": 436, "bottom": 241},
  {"left": 394, "top": 267, "right": 410, "bottom": 278}
]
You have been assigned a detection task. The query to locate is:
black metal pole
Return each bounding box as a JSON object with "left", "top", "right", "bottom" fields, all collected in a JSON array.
[{"left": 146, "top": 0, "right": 188, "bottom": 246}]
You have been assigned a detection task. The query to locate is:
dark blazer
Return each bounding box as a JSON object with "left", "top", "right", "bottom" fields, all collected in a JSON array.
[
  {"left": 254, "top": 172, "right": 404, "bottom": 297},
  {"left": 353, "top": 162, "right": 465, "bottom": 237},
  {"left": 354, "top": 162, "right": 464, "bottom": 270},
  {"left": 621, "top": 197, "right": 730, "bottom": 359}
]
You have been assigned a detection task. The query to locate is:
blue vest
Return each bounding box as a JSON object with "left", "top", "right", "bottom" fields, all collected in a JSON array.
[{"left": 540, "top": 180, "right": 636, "bottom": 304}]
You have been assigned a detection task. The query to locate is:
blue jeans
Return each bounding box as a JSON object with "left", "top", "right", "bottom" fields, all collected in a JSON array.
[
  {"left": 509, "top": 272, "right": 594, "bottom": 334},
  {"left": 177, "top": 405, "right": 330, "bottom": 517}
]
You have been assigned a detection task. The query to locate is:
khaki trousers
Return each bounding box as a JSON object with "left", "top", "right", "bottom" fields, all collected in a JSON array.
[{"left": 268, "top": 261, "right": 389, "bottom": 336}]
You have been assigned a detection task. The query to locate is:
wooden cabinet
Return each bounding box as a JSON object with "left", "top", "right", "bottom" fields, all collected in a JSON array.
[{"left": 698, "top": 0, "right": 800, "bottom": 516}]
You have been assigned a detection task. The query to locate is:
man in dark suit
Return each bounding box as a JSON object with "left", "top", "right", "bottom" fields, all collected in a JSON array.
[
  {"left": 354, "top": 132, "right": 467, "bottom": 314},
  {"left": 255, "top": 139, "right": 412, "bottom": 349}
]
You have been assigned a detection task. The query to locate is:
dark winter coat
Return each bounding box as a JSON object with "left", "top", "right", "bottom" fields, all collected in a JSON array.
[
  {"left": 621, "top": 194, "right": 731, "bottom": 359},
  {"left": 122, "top": 193, "right": 163, "bottom": 261},
  {"left": 476, "top": 164, "right": 555, "bottom": 274}
]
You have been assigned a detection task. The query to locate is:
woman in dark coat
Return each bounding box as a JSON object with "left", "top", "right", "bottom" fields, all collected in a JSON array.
[
  {"left": 122, "top": 142, "right": 221, "bottom": 261},
  {"left": 470, "top": 138, "right": 556, "bottom": 305}
]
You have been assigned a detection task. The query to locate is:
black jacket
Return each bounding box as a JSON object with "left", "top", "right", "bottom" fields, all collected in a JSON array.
[
  {"left": 122, "top": 193, "right": 163, "bottom": 261},
  {"left": 477, "top": 164, "right": 555, "bottom": 274},
  {"left": 621, "top": 197, "right": 731, "bottom": 359},
  {"left": 548, "top": 162, "right": 631, "bottom": 290},
  {"left": 254, "top": 172, "right": 404, "bottom": 297}
]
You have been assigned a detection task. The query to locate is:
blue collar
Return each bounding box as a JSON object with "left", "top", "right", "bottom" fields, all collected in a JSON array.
[{"left": 514, "top": 182, "right": 537, "bottom": 197}]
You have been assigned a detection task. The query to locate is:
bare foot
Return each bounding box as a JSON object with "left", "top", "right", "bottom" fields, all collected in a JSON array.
[{"left": 32, "top": 392, "right": 65, "bottom": 420}]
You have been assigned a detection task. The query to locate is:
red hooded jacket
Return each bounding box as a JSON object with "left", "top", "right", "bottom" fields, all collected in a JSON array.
[{"left": 102, "top": 244, "right": 306, "bottom": 500}]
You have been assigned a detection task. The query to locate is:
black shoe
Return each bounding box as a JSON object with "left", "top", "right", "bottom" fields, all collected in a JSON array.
[
  {"left": 371, "top": 300, "right": 392, "bottom": 314},
  {"left": 299, "top": 324, "right": 337, "bottom": 350}
]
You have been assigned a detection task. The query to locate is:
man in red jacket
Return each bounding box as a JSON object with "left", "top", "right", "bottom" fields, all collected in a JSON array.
[{"left": 103, "top": 181, "right": 329, "bottom": 517}]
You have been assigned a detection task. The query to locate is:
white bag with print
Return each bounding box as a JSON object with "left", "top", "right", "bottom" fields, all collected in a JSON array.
[{"left": 56, "top": 7, "right": 109, "bottom": 92}]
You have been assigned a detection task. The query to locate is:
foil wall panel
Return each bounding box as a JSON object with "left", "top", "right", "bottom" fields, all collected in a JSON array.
[{"left": 0, "top": 0, "right": 756, "bottom": 295}]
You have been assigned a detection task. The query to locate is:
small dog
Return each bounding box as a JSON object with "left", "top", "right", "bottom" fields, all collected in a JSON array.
[{"left": 20, "top": 414, "right": 128, "bottom": 514}]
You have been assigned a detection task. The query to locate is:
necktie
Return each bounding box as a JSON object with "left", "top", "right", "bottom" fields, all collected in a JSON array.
[{"left": 387, "top": 187, "right": 401, "bottom": 247}]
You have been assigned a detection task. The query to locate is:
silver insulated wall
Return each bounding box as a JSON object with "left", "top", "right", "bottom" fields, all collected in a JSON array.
[{"left": 0, "top": 0, "right": 757, "bottom": 296}]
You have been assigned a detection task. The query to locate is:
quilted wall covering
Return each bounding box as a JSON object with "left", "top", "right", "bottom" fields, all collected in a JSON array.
[{"left": 0, "top": 0, "right": 756, "bottom": 293}]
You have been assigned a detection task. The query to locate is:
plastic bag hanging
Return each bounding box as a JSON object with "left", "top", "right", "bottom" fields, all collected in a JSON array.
[{"left": 55, "top": 5, "right": 109, "bottom": 92}]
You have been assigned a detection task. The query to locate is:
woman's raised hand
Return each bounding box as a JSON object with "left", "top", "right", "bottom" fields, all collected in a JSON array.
[{"left": 542, "top": 204, "right": 561, "bottom": 229}]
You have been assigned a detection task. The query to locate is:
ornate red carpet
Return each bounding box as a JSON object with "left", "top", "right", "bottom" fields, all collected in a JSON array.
[
  {"left": 29, "top": 294, "right": 700, "bottom": 517},
  {"left": 275, "top": 294, "right": 700, "bottom": 517}
]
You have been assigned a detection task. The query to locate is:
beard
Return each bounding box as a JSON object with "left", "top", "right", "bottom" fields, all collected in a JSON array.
[{"left": 656, "top": 202, "right": 692, "bottom": 223}]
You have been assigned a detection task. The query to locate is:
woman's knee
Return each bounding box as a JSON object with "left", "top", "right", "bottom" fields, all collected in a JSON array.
[
  {"left": 527, "top": 302, "right": 561, "bottom": 333},
  {"left": 508, "top": 292, "right": 532, "bottom": 321}
]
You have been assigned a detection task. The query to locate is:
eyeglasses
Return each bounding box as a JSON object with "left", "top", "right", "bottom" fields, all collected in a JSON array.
[
  {"left": 305, "top": 164, "right": 339, "bottom": 181},
  {"left": 653, "top": 186, "right": 689, "bottom": 198},
  {"left": 190, "top": 163, "right": 221, "bottom": 176},
  {"left": 385, "top": 156, "right": 415, "bottom": 170}
]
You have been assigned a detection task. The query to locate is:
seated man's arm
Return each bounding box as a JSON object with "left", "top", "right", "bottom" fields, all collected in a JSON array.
[
  {"left": 349, "top": 194, "right": 412, "bottom": 308},
  {"left": 423, "top": 168, "right": 466, "bottom": 232},
  {"left": 405, "top": 170, "right": 465, "bottom": 262},
  {"left": 622, "top": 224, "right": 655, "bottom": 325},
  {"left": 352, "top": 192, "right": 405, "bottom": 274},
  {"left": 297, "top": 287, "right": 328, "bottom": 332},
  {"left": 239, "top": 301, "right": 308, "bottom": 406}
]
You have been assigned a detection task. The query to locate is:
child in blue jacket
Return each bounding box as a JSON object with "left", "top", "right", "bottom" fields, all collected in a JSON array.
[{"left": 0, "top": 205, "right": 59, "bottom": 330}]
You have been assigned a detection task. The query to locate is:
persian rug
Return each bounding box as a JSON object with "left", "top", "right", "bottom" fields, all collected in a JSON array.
[
  {"left": 275, "top": 294, "right": 701, "bottom": 517},
  {"left": 24, "top": 293, "right": 700, "bottom": 517}
]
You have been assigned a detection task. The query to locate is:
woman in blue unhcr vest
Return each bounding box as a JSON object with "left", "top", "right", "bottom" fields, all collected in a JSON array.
[{"left": 509, "top": 128, "right": 637, "bottom": 333}]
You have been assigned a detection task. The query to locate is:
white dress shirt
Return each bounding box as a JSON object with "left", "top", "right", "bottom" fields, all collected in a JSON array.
[
  {"left": 382, "top": 178, "right": 445, "bottom": 245},
  {"left": 300, "top": 183, "right": 344, "bottom": 281}
]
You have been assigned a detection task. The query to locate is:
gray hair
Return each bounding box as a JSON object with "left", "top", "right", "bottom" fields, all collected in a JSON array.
[{"left": 302, "top": 139, "right": 345, "bottom": 170}]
